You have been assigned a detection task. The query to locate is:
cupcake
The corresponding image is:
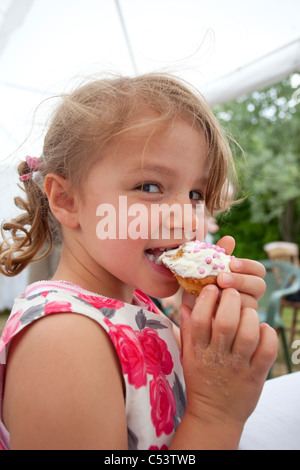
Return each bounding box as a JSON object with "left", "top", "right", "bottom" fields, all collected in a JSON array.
[{"left": 159, "top": 241, "right": 232, "bottom": 295}]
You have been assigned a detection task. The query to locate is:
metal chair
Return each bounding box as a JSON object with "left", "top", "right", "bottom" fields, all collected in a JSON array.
[{"left": 258, "top": 260, "right": 300, "bottom": 374}]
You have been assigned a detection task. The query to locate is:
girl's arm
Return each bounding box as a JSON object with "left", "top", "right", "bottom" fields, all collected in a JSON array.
[
  {"left": 3, "top": 313, "right": 128, "bottom": 450},
  {"left": 169, "top": 236, "right": 277, "bottom": 449},
  {"left": 170, "top": 285, "right": 278, "bottom": 450}
]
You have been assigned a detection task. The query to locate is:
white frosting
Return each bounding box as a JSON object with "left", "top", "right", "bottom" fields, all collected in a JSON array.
[{"left": 159, "top": 241, "right": 232, "bottom": 279}]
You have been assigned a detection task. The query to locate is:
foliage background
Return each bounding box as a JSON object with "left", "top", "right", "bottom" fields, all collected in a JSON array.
[{"left": 213, "top": 73, "right": 300, "bottom": 260}]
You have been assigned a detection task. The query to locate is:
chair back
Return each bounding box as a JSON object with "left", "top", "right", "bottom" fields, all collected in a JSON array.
[
  {"left": 258, "top": 260, "right": 300, "bottom": 326},
  {"left": 263, "top": 241, "right": 299, "bottom": 266}
]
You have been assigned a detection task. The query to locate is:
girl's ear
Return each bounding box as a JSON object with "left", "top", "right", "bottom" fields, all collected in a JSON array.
[{"left": 44, "top": 174, "right": 79, "bottom": 229}]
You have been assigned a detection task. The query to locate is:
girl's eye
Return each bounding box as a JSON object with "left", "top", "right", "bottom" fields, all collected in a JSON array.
[
  {"left": 136, "top": 183, "right": 161, "bottom": 193},
  {"left": 189, "top": 190, "right": 204, "bottom": 201}
]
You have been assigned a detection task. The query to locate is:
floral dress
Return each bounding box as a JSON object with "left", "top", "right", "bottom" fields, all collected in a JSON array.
[{"left": 0, "top": 281, "right": 186, "bottom": 450}]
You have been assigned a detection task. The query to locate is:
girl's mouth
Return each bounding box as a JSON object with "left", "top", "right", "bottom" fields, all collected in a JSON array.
[
  {"left": 144, "top": 245, "right": 180, "bottom": 266},
  {"left": 145, "top": 247, "right": 165, "bottom": 265}
]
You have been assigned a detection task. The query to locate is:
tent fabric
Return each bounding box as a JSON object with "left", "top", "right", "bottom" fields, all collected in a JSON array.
[
  {"left": 0, "top": 0, "right": 299, "bottom": 160},
  {"left": 205, "top": 38, "right": 300, "bottom": 105},
  {"left": 0, "top": 0, "right": 300, "bottom": 309}
]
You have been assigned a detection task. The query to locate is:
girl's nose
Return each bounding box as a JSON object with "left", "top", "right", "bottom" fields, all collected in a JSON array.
[{"left": 163, "top": 199, "right": 206, "bottom": 241}]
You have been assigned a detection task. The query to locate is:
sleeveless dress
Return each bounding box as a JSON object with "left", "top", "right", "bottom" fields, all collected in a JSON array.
[{"left": 0, "top": 281, "right": 186, "bottom": 450}]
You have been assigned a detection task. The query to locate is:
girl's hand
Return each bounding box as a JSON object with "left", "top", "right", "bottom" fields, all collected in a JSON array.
[
  {"left": 172, "top": 236, "right": 276, "bottom": 449},
  {"left": 216, "top": 236, "right": 266, "bottom": 310},
  {"left": 179, "top": 285, "right": 278, "bottom": 447}
]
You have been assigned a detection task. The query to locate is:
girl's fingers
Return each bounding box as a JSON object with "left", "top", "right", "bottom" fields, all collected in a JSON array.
[
  {"left": 216, "top": 236, "right": 235, "bottom": 256},
  {"left": 218, "top": 270, "right": 266, "bottom": 301},
  {"left": 211, "top": 288, "right": 241, "bottom": 352},
  {"left": 181, "top": 290, "right": 197, "bottom": 310},
  {"left": 230, "top": 258, "right": 266, "bottom": 278},
  {"left": 232, "top": 308, "right": 260, "bottom": 359},
  {"left": 239, "top": 293, "right": 258, "bottom": 310},
  {"left": 251, "top": 323, "right": 278, "bottom": 377},
  {"left": 181, "top": 284, "right": 219, "bottom": 349}
]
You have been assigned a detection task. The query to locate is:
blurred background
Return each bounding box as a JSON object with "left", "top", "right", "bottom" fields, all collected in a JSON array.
[{"left": 0, "top": 0, "right": 299, "bottom": 375}]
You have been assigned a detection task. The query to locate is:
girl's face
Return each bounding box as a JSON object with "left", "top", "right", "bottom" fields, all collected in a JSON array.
[{"left": 76, "top": 117, "right": 209, "bottom": 301}]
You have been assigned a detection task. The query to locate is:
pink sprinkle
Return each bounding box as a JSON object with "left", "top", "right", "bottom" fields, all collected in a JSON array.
[
  {"left": 205, "top": 257, "right": 212, "bottom": 264},
  {"left": 194, "top": 247, "right": 201, "bottom": 253},
  {"left": 220, "top": 264, "right": 225, "bottom": 270},
  {"left": 213, "top": 253, "right": 220, "bottom": 259},
  {"left": 199, "top": 268, "right": 205, "bottom": 275},
  {"left": 213, "top": 264, "right": 219, "bottom": 270}
]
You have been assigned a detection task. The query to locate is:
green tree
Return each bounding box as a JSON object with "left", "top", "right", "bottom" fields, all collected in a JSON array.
[{"left": 214, "top": 74, "right": 300, "bottom": 245}]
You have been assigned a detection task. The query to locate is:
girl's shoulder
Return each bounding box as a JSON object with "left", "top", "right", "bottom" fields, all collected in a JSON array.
[
  {"left": 1, "top": 281, "right": 160, "bottom": 346},
  {"left": 0, "top": 280, "right": 172, "bottom": 367},
  {"left": 3, "top": 310, "right": 128, "bottom": 449}
]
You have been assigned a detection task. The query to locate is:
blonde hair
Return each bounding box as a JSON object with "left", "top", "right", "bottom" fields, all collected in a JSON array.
[{"left": 0, "top": 73, "right": 237, "bottom": 277}]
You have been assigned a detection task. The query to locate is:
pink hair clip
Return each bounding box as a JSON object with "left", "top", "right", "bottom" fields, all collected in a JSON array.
[{"left": 19, "top": 156, "right": 40, "bottom": 182}]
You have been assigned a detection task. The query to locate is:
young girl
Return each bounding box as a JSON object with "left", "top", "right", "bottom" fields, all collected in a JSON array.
[{"left": 0, "top": 74, "right": 277, "bottom": 450}]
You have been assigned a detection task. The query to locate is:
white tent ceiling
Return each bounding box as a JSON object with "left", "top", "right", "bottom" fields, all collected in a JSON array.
[
  {"left": 0, "top": 0, "right": 299, "bottom": 163},
  {"left": 0, "top": 0, "right": 299, "bottom": 309}
]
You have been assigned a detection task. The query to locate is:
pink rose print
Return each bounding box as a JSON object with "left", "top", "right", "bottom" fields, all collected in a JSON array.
[
  {"left": 150, "top": 374, "right": 176, "bottom": 437},
  {"left": 135, "top": 290, "right": 159, "bottom": 314},
  {"left": 0, "top": 309, "right": 22, "bottom": 348},
  {"left": 137, "top": 328, "right": 173, "bottom": 377},
  {"left": 78, "top": 293, "right": 124, "bottom": 310},
  {"left": 104, "top": 318, "right": 147, "bottom": 389},
  {"left": 45, "top": 301, "right": 73, "bottom": 315}
]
